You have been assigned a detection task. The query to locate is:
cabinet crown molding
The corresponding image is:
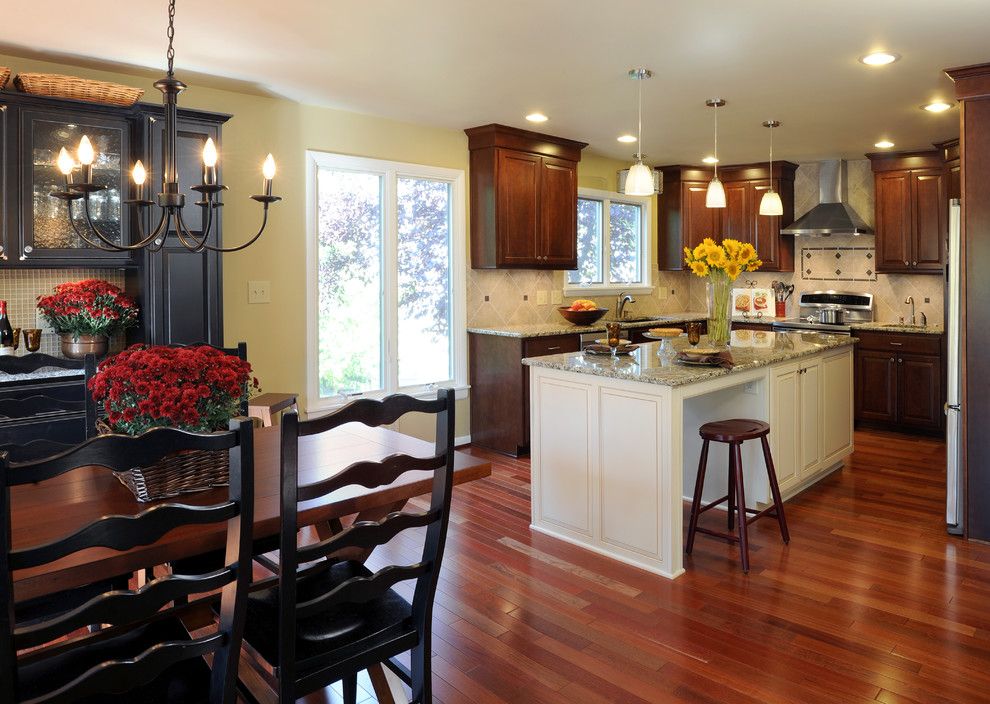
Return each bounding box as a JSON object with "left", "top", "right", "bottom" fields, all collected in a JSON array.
[{"left": 465, "top": 124, "right": 587, "bottom": 162}]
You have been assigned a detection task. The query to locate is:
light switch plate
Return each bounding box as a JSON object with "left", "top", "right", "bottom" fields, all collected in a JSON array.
[
  {"left": 550, "top": 290, "right": 563, "bottom": 305},
  {"left": 248, "top": 280, "right": 271, "bottom": 304},
  {"left": 536, "top": 290, "right": 548, "bottom": 305}
]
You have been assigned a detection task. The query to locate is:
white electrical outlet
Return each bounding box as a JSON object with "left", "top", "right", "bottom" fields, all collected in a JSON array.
[
  {"left": 550, "top": 290, "right": 563, "bottom": 305},
  {"left": 657, "top": 287, "right": 668, "bottom": 301},
  {"left": 248, "top": 280, "right": 271, "bottom": 304},
  {"left": 536, "top": 290, "right": 548, "bottom": 305},
  {"left": 744, "top": 381, "right": 758, "bottom": 395}
]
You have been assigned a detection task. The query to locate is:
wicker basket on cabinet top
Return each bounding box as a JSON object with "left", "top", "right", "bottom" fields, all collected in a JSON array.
[{"left": 14, "top": 72, "right": 144, "bottom": 107}]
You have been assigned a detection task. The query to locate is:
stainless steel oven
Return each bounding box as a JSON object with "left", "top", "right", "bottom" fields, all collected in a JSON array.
[{"left": 771, "top": 290, "right": 873, "bottom": 336}]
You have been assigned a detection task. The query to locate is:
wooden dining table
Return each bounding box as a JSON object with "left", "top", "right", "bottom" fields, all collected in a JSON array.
[{"left": 10, "top": 423, "right": 491, "bottom": 602}]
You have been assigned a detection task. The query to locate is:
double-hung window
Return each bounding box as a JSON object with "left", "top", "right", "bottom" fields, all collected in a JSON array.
[
  {"left": 306, "top": 151, "right": 466, "bottom": 412},
  {"left": 565, "top": 188, "right": 652, "bottom": 295}
]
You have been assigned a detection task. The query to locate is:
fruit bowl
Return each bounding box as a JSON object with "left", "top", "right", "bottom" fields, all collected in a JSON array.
[{"left": 557, "top": 306, "right": 609, "bottom": 326}]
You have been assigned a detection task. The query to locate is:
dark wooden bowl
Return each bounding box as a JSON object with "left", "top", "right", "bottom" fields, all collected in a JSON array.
[{"left": 557, "top": 306, "right": 609, "bottom": 325}]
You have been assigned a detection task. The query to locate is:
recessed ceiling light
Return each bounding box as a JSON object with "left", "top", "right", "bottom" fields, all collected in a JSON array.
[
  {"left": 702, "top": 156, "right": 719, "bottom": 164},
  {"left": 922, "top": 101, "right": 954, "bottom": 113},
  {"left": 860, "top": 52, "right": 900, "bottom": 66},
  {"left": 874, "top": 140, "right": 895, "bottom": 149},
  {"left": 617, "top": 134, "right": 637, "bottom": 143},
  {"left": 525, "top": 112, "right": 548, "bottom": 123}
]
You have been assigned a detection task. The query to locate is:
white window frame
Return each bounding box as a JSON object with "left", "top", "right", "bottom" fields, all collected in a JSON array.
[
  {"left": 305, "top": 151, "right": 468, "bottom": 415},
  {"left": 564, "top": 187, "right": 653, "bottom": 297}
]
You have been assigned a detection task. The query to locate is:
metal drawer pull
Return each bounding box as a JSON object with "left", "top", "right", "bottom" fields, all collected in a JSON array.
[
  {"left": 889, "top": 342, "right": 903, "bottom": 346},
  {"left": 546, "top": 346, "right": 561, "bottom": 352}
]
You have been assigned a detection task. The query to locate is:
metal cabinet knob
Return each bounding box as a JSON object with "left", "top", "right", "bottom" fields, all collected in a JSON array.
[
  {"left": 904, "top": 260, "right": 909, "bottom": 266},
  {"left": 898, "top": 358, "right": 903, "bottom": 363},
  {"left": 0, "top": 245, "right": 6, "bottom": 261},
  {"left": 889, "top": 357, "right": 894, "bottom": 363},
  {"left": 23, "top": 245, "right": 33, "bottom": 254},
  {"left": 912, "top": 261, "right": 917, "bottom": 266}
]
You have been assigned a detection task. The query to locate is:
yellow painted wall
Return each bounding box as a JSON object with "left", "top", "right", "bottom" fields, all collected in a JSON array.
[{"left": 0, "top": 51, "right": 633, "bottom": 441}]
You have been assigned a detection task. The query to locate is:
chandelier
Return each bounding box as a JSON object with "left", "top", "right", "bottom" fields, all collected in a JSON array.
[{"left": 51, "top": 0, "right": 280, "bottom": 253}]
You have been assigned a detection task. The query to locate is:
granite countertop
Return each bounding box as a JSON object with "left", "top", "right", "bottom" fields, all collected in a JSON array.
[
  {"left": 848, "top": 322, "right": 944, "bottom": 335},
  {"left": 467, "top": 312, "right": 710, "bottom": 338},
  {"left": 522, "top": 331, "right": 856, "bottom": 388},
  {"left": 0, "top": 367, "right": 84, "bottom": 384}
]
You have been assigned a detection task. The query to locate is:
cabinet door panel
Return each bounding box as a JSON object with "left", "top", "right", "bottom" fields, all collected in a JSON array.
[
  {"left": 855, "top": 350, "right": 897, "bottom": 423},
  {"left": 822, "top": 351, "right": 853, "bottom": 461},
  {"left": 722, "top": 182, "right": 750, "bottom": 243},
  {"left": 800, "top": 359, "right": 822, "bottom": 475},
  {"left": 682, "top": 181, "right": 718, "bottom": 255},
  {"left": 770, "top": 364, "right": 801, "bottom": 490},
  {"left": 875, "top": 171, "right": 912, "bottom": 273},
  {"left": 496, "top": 149, "right": 541, "bottom": 266},
  {"left": 912, "top": 171, "right": 946, "bottom": 271},
  {"left": 898, "top": 354, "right": 942, "bottom": 431},
  {"left": 540, "top": 157, "right": 578, "bottom": 268}
]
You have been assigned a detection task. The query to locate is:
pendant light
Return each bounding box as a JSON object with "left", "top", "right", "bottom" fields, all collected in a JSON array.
[
  {"left": 624, "top": 68, "right": 655, "bottom": 196},
  {"left": 759, "top": 120, "right": 784, "bottom": 216},
  {"left": 705, "top": 98, "right": 726, "bottom": 208}
]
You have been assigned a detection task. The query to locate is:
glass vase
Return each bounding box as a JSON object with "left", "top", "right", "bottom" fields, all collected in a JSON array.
[{"left": 706, "top": 270, "right": 732, "bottom": 347}]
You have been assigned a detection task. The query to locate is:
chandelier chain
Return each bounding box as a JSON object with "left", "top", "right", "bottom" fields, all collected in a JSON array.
[{"left": 166, "top": 0, "right": 176, "bottom": 77}]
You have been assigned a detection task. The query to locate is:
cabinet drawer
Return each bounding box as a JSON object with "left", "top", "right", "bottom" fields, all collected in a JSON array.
[
  {"left": 854, "top": 330, "right": 941, "bottom": 355},
  {"left": 524, "top": 334, "right": 580, "bottom": 358}
]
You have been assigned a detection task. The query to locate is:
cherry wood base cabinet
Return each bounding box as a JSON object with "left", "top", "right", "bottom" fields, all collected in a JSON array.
[
  {"left": 658, "top": 162, "right": 798, "bottom": 272},
  {"left": 468, "top": 332, "right": 580, "bottom": 456},
  {"left": 866, "top": 150, "right": 948, "bottom": 274},
  {"left": 465, "top": 124, "right": 587, "bottom": 270},
  {"left": 853, "top": 330, "right": 945, "bottom": 435}
]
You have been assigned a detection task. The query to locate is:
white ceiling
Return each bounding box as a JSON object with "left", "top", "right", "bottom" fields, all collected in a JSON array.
[{"left": 1, "top": 0, "right": 982, "bottom": 164}]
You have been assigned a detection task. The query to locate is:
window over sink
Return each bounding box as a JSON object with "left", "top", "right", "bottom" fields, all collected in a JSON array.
[
  {"left": 305, "top": 151, "right": 466, "bottom": 413},
  {"left": 565, "top": 188, "right": 652, "bottom": 296}
]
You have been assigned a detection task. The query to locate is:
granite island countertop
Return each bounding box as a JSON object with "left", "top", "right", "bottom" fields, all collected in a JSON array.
[
  {"left": 467, "top": 312, "right": 709, "bottom": 338},
  {"left": 522, "top": 331, "right": 856, "bottom": 387}
]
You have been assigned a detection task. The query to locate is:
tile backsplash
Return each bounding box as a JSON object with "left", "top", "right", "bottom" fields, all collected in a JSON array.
[
  {"left": 467, "top": 159, "right": 944, "bottom": 329},
  {"left": 0, "top": 269, "right": 128, "bottom": 355}
]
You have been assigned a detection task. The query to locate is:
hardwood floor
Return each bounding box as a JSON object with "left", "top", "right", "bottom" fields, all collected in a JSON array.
[{"left": 350, "top": 428, "right": 990, "bottom": 704}]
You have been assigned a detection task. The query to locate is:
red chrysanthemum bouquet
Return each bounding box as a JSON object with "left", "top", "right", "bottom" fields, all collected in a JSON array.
[
  {"left": 36, "top": 279, "right": 139, "bottom": 340},
  {"left": 89, "top": 344, "right": 260, "bottom": 436}
]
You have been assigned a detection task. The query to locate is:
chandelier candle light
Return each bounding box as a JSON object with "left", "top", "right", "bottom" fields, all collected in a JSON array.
[
  {"left": 624, "top": 68, "right": 655, "bottom": 196},
  {"left": 759, "top": 120, "right": 784, "bottom": 216},
  {"left": 705, "top": 98, "right": 727, "bottom": 208},
  {"left": 51, "top": 0, "right": 280, "bottom": 253}
]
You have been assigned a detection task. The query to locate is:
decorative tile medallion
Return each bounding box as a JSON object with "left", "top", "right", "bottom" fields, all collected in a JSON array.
[{"left": 800, "top": 246, "right": 877, "bottom": 282}]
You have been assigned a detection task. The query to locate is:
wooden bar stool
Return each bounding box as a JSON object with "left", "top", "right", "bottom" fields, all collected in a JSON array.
[
  {"left": 248, "top": 392, "right": 298, "bottom": 427},
  {"left": 685, "top": 419, "right": 789, "bottom": 573}
]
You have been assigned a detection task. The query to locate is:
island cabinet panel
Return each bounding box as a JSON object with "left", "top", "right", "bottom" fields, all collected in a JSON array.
[
  {"left": 599, "top": 389, "right": 661, "bottom": 559},
  {"left": 769, "top": 363, "right": 802, "bottom": 492},
  {"left": 868, "top": 150, "right": 948, "bottom": 274},
  {"left": 799, "top": 357, "right": 823, "bottom": 475},
  {"left": 466, "top": 124, "right": 587, "bottom": 270},
  {"left": 822, "top": 350, "right": 854, "bottom": 463},
  {"left": 533, "top": 378, "right": 593, "bottom": 536}
]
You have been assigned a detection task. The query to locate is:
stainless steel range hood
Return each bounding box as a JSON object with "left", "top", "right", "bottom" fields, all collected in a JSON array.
[{"left": 781, "top": 160, "right": 873, "bottom": 236}]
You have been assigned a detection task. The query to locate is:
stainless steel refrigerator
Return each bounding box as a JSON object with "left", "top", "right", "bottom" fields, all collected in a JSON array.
[{"left": 947, "top": 198, "right": 963, "bottom": 535}]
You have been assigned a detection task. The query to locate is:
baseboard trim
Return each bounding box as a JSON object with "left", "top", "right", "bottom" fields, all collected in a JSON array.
[{"left": 455, "top": 434, "right": 471, "bottom": 447}]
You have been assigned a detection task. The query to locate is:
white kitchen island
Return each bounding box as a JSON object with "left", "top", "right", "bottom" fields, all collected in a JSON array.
[{"left": 523, "top": 331, "right": 856, "bottom": 579}]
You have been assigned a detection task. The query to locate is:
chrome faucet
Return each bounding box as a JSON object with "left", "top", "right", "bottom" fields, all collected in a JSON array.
[
  {"left": 904, "top": 296, "right": 915, "bottom": 325},
  {"left": 617, "top": 291, "right": 635, "bottom": 319},
  {"left": 920, "top": 311, "right": 927, "bottom": 327}
]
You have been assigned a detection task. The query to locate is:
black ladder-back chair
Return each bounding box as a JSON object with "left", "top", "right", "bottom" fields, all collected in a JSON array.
[
  {"left": 0, "top": 354, "right": 98, "bottom": 462},
  {"left": 240, "top": 389, "right": 456, "bottom": 704},
  {"left": 0, "top": 418, "right": 255, "bottom": 704}
]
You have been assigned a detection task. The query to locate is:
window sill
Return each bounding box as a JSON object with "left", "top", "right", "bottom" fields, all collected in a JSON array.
[
  {"left": 563, "top": 284, "right": 655, "bottom": 298},
  {"left": 305, "top": 383, "right": 470, "bottom": 417}
]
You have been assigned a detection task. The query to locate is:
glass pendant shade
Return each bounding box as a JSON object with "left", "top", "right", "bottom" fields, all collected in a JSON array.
[
  {"left": 706, "top": 177, "right": 726, "bottom": 208},
  {"left": 759, "top": 189, "right": 783, "bottom": 216},
  {"left": 625, "top": 162, "right": 654, "bottom": 196}
]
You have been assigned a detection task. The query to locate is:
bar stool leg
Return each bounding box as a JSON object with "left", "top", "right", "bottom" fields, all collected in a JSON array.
[
  {"left": 761, "top": 435, "right": 790, "bottom": 544},
  {"left": 732, "top": 442, "right": 750, "bottom": 573},
  {"left": 685, "top": 439, "right": 710, "bottom": 554},
  {"left": 726, "top": 448, "right": 736, "bottom": 532}
]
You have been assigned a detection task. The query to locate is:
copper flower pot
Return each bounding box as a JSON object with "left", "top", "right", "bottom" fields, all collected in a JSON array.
[{"left": 60, "top": 334, "right": 108, "bottom": 359}]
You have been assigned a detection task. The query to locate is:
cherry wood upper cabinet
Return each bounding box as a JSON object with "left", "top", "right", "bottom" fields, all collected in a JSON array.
[
  {"left": 658, "top": 162, "right": 797, "bottom": 272},
  {"left": 466, "top": 124, "right": 587, "bottom": 269},
  {"left": 867, "top": 150, "right": 948, "bottom": 274}
]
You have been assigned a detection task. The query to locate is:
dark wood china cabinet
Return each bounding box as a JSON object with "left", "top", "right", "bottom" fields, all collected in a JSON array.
[{"left": 0, "top": 90, "right": 228, "bottom": 347}]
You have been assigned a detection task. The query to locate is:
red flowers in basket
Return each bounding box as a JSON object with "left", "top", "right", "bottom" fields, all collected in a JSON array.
[
  {"left": 36, "top": 279, "right": 139, "bottom": 339},
  {"left": 88, "top": 345, "right": 260, "bottom": 435}
]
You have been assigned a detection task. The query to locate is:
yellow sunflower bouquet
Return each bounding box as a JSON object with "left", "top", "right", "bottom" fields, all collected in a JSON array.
[
  {"left": 683, "top": 238, "right": 762, "bottom": 346},
  {"left": 683, "top": 237, "right": 762, "bottom": 280}
]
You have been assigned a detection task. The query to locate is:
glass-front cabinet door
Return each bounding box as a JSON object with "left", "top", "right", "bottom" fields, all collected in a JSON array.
[{"left": 18, "top": 108, "right": 133, "bottom": 264}]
